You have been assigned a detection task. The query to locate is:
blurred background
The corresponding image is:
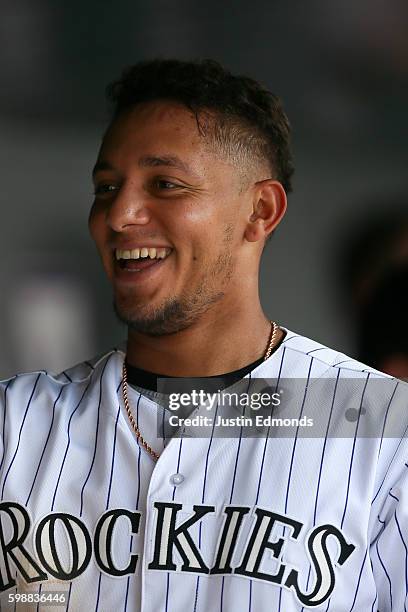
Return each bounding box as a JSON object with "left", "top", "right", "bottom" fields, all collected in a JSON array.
[{"left": 1, "top": 0, "right": 407, "bottom": 378}]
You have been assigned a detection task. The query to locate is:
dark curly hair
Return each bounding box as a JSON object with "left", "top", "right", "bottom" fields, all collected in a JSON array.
[{"left": 106, "top": 59, "right": 294, "bottom": 193}]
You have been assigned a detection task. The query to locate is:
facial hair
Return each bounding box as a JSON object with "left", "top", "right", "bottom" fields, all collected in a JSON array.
[{"left": 114, "top": 248, "right": 234, "bottom": 336}]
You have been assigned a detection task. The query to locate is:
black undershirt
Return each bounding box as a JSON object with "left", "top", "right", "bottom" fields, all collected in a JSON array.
[{"left": 126, "top": 330, "right": 286, "bottom": 394}]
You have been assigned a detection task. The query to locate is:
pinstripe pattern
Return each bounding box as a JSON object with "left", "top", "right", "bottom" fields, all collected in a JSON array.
[
  {"left": 348, "top": 550, "right": 368, "bottom": 612},
  {"left": 278, "top": 357, "right": 314, "bottom": 612},
  {"left": 94, "top": 399, "right": 121, "bottom": 612},
  {"left": 0, "top": 378, "right": 15, "bottom": 473},
  {"left": 394, "top": 509, "right": 408, "bottom": 611},
  {"left": 378, "top": 381, "right": 400, "bottom": 458},
  {"left": 164, "top": 438, "right": 184, "bottom": 612},
  {"left": 124, "top": 393, "right": 142, "bottom": 612},
  {"left": 51, "top": 377, "right": 94, "bottom": 511},
  {"left": 299, "top": 369, "right": 340, "bottom": 611},
  {"left": 67, "top": 357, "right": 112, "bottom": 612},
  {"left": 25, "top": 387, "right": 64, "bottom": 506},
  {"left": 340, "top": 373, "right": 371, "bottom": 530},
  {"left": 191, "top": 388, "right": 220, "bottom": 612},
  {"left": 1, "top": 373, "right": 42, "bottom": 499},
  {"left": 372, "top": 400, "right": 408, "bottom": 505},
  {"left": 1, "top": 330, "right": 408, "bottom": 611},
  {"left": 219, "top": 375, "right": 253, "bottom": 612},
  {"left": 376, "top": 538, "right": 393, "bottom": 608},
  {"left": 79, "top": 357, "right": 111, "bottom": 518},
  {"left": 248, "top": 348, "right": 286, "bottom": 611}
]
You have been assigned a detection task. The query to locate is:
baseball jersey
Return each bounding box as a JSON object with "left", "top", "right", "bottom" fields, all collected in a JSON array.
[{"left": 1, "top": 327, "right": 408, "bottom": 611}]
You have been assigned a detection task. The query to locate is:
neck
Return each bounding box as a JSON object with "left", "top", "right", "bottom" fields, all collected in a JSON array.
[{"left": 126, "top": 300, "right": 283, "bottom": 377}]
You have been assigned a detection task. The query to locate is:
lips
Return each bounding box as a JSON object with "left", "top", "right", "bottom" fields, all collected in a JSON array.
[{"left": 119, "top": 258, "right": 160, "bottom": 271}]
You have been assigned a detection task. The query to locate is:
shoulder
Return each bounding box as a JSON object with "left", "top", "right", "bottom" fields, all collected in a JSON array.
[
  {"left": 0, "top": 348, "right": 125, "bottom": 408},
  {"left": 262, "top": 327, "right": 408, "bottom": 437},
  {"left": 275, "top": 329, "right": 408, "bottom": 499},
  {"left": 278, "top": 327, "right": 401, "bottom": 378}
]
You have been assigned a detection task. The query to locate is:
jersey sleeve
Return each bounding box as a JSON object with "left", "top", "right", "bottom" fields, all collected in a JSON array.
[{"left": 370, "top": 435, "right": 408, "bottom": 610}]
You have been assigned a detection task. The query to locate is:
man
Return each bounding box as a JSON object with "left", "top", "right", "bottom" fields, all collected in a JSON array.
[{"left": 1, "top": 59, "right": 407, "bottom": 611}]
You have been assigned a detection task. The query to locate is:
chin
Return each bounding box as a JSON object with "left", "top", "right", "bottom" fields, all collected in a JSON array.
[
  {"left": 113, "top": 296, "right": 193, "bottom": 336},
  {"left": 113, "top": 274, "right": 228, "bottom": 336}
]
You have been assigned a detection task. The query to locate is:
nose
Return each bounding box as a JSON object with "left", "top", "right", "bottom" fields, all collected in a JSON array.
[{"left": 106, "top": 182, "right": 151, "bottom": 232}]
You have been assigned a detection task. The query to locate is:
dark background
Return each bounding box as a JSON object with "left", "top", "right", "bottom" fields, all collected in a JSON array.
[{"left": 1, "top": 0, "right": 407, "bottom": 377}]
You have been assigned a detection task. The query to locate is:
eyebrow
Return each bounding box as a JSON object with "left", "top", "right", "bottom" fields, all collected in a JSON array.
[
  {"left": 138, "top": 155, "right": 198, "bottom": 177},
  {"left": 92, "top": 155, "right": 198, "bottom": 178}
]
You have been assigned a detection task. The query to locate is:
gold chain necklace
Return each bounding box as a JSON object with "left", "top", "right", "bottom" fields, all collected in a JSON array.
[{"left": 122, "top": 320, "right": 279, "bottom": 461}]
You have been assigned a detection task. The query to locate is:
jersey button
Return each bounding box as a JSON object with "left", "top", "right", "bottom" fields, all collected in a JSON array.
[{"left": 170, "top": 473, "right": 185, "bottom": 486}]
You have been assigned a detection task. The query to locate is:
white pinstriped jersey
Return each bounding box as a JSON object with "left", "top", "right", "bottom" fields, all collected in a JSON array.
[{"left": 1, "top": 328, "right": 408, "bottom": 611}]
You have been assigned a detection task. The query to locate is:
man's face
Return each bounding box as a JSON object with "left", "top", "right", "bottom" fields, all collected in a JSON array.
[{"left": 89, "top": 101, "right": 252, "bottom": 335}]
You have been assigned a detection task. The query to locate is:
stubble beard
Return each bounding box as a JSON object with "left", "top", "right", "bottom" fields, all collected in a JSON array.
[{"left": 113, "top": 249, "right": 235, "bottom": 336}]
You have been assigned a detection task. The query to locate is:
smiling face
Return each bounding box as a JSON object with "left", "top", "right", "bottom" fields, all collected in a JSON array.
[{"left": 89, "top": 101, "right": 263, "bottom": 335}]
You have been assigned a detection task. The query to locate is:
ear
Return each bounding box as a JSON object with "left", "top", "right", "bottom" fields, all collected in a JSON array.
[{"left": 244, "top": 180, "right": 287, "bottom": 243}]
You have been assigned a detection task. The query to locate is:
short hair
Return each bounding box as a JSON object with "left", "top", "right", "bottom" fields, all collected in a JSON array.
[{"left": 106, "top": 59, "right": 294, "bottom": 193}]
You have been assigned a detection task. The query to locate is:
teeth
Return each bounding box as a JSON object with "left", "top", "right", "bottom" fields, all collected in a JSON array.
[{"left": 115, "top": 247, "right": 171, "bottom": 260}]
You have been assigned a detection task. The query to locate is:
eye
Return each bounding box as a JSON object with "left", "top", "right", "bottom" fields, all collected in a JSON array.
[
  {"left": 93, "top": 183, "right": 118, "bottom": 196},
  {"left": 155, "top": 179, "right": 182, "bottom": 190}
]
